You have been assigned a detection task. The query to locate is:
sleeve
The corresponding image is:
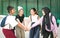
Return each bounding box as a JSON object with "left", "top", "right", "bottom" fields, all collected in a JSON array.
[
  {"left": 52, "top": 16, "right": 58, "bottom": 34},
  {"left": 16, "top": 15, "right": 18, "bottom": 18},
  {"left": 9, "top": 16, "right": 18, "bottom": 28},
  {"left": 15, "top": 15, "right": 19, "bottom": 20},
  {"left": 31, "top": 16, "right": 43, "bottom": 28}
]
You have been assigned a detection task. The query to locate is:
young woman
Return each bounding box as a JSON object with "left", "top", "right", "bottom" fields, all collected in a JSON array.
[
  {"left": 29, "top": 8, "right": 40, "bottom": 38},
  {"left": 15, "top": 6, "right": 25, "bottom": 38},
  {"left": 31, "top": 7, "right": 58, "bottom": 38},
  {"left": 2, "top": 6, "right": 28, "bottom": 38}
]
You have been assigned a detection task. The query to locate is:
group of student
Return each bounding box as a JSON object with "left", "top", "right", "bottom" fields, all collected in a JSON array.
[{"left": 0, "top": 5, "right": 58, "bottom": 38}]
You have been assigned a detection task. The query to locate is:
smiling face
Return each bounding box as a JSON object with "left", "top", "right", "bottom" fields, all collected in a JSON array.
[
  {"left": 42, "top": 10, "right": 45, "bottom": 16},
  {"left": 10, "top": 8, "right": 15, "bottom": 15},
  {"left": 30, "top": 9, "right": 35, "bottom": 15},
  {"left": 19, "top": 9, "right": 24, "bottom": 16},
  {"left": 42, "top": 7, "right": 51, "bottom": 16}
]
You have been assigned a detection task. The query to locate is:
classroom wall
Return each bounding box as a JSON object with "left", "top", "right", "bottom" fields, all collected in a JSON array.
[{"left": 0, "top": 0, "right": 60, "bottom": 19}]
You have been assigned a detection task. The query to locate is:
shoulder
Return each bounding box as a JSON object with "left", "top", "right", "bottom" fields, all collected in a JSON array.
[
  {"left": 29, "top": 15, "right": 31, "bottom": 17},
  {"left": 40, "top": 16, "right": 44, "bottom": 20},
  {"left": 7, "top": 16, "right": 16, "bottom": 20},
  {"left": 35, "top": 14, "right": 38, "bottom": 16},
  {"left": 28, "top": 15, "right": 31, "bottom": 19},
  {"left": 16, "top": 15, "right": 19, "bottom": 18},
  {"left": 52, "top": 15, "right": 56, "bottom": 20},
  {"left": 36, "top": 15, "right": 40, "bottom": 20}
]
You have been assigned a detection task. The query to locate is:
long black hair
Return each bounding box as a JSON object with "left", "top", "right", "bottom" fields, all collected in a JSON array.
[{"left": 42, "top": 7, "right": 51, "bottom": 33}]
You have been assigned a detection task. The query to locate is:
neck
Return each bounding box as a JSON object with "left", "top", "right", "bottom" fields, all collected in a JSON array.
[
  {"left": 9, "top": 13, "right": 13, "bottom": 15},
  {"left": 32, "top": 14, "right": 36, "bottom": 16},
  {"left": 19, "top": 14, "right": 23, "bottom": 17}
]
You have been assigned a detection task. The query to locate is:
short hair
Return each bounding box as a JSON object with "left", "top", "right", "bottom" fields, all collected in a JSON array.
[{"left": 7, "top": 6, "right": 14, "bottom": 13}]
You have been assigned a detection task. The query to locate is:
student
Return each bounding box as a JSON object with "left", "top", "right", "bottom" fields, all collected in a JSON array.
[
  {"left": 29, "top": 8, "right": 40, "bottom": 38},
  {"left": 15, "top": 6, "right": 25, "bottom": 38},
  {"left": 2, "top": 6, "right": 28, "bottom": 38},
  {"left": 31, "top": 7, "right": 58, "bottom": 38}
]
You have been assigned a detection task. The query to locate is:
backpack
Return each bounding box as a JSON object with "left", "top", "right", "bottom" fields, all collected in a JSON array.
[
  {"left": 50, "top": 15, "right": 59, "bottom": 27},
  {"left": 0, "top": 16, "right": 7, "bottom": 27},
  {"left": 45, "top": 15, "right": 57, "bottom": 32},
  {"left": 56, "top": 19, "right": 59, "bottom": 27}
]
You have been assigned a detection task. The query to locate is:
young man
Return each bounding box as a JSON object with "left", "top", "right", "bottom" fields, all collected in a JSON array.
[{"left": 2, "top": 6, "right": 28, "bottom": 38}]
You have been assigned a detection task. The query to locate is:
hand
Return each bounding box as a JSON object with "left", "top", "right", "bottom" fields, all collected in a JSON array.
[
  {"left": 24, "top": 26, "right": 28, "bottom": 31},
  {"left": 27, "top": 26, "right": 32, "bottom": 31},
  {"left": 53, "top": 32, "right": 58, "bottom": 38},
  {"left": 25, "top": 26, "right": 32, "bottom": 31},
  {"left": 55, "top": 33, "right": 58, "bottom": 37}
]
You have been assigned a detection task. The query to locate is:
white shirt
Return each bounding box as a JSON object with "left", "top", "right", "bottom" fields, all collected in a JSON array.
[
  {"left": 31, "top": 16, "right": 43, "bottom": 28},
  {"left": 31, "top": 15, "right": 38, "bottom": 22},
  {"left": 28, "top": 15, "right": 39, "bottom": 27},
  {"left": 3, "top": 15, "right": 18, "bottom": 29}
]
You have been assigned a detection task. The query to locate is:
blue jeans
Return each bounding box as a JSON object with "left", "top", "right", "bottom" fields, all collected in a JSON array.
[{"left": 29, "top": 22, "right": 40, "bottom": 38}]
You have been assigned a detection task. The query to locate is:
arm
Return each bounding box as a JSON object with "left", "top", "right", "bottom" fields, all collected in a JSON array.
[
  {"left": 52, "top": 16, "right": 58, "bottom": 35},
  {"left": 16, "top": 19, "right": 27, "bottom": 31},
  {"left": 17, "top": 21, "right": 26, "bottom": 30},
  {"left": 31, "top": 16, "right": 43, "bottom": 28},
  {"left": 9, "top": 16, "right": 28, "bottom": 31}
]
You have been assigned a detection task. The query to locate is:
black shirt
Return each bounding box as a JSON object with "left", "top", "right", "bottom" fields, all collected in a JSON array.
[{"left": 16, "top": 14, "right": 24, "bottom": 23}]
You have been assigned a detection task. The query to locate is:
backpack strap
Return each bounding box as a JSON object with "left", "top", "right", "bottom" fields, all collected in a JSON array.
[
  {"left": 30, "top": 15, "right": 32, "bottom": 21},
  {"left": 37, "top": 15, "right": 40, "bottom": 20},
  {"left": 50, "top": 15, "right": 58, "bottom": 27},
  {"left": 1, "top": 16, "right": 8, "bottom": 27},
  {"left": 50, "top": 15, "right": 54, "bottom": 25}
]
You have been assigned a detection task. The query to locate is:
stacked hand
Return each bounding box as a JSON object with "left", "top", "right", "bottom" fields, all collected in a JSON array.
[{"left": 25, "top": 26, "right": 32, "bottom": 31}]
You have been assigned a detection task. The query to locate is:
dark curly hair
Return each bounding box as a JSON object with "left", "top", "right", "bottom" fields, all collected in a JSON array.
[{"left": 7, "top": 6, "right": 14, "bottom": 13}]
